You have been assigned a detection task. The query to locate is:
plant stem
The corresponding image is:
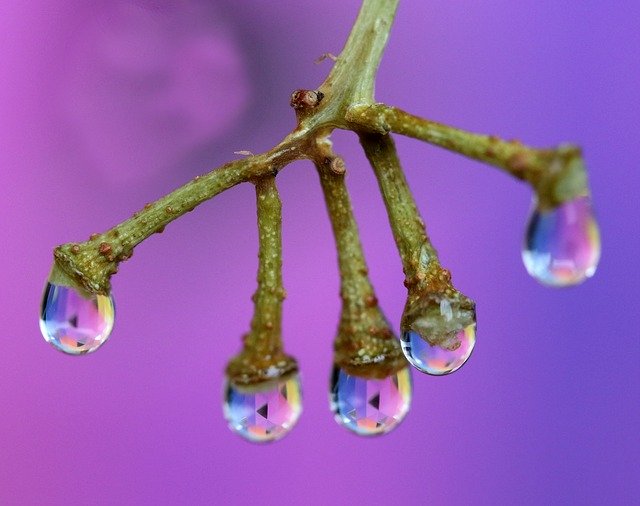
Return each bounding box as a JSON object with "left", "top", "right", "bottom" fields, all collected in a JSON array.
[
  {"left": 50, "top": 0, "right": 594, "bottom": 301},
  {"left": 359, "top": 132, "right": 433, "bottom": 284},
  {"left": 53, "top": 141, "right": 304, "bottom": 295},
  {"left": 316, "top": 0, "right": 399, "bottom": 116},
  {"left": 225, "top": 177, "right": 297, "bottom": 386},
  {"left": 348, "top": 104, "right": 589, "bottom": 209},
  {"left": 359, "top": 132, "right": 474, "bottom": 317},
  {"left": 52, "top": 0, "right": 401, "bottom": 296},
  {"left": 360, "top": 132, "right": 476, "bottom": 339},
  {"left": 315, "top": 158, "right": 374, "bottom": 317},
  {"left": 249, "top": 177, "right": 285, "bottom": 344},
  {"left": 314, "top": 147, "right": 405, "bottom": 379}
]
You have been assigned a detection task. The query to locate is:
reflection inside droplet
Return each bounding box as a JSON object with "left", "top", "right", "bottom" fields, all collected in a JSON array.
[
  {"left": 401, "top": 323, "right": 475, "bottom": 376},
  {"left": 330, "top": 365, "right": 411, "bottom": 436},
  {"left": 523, "top": 196, "right": 601, "bottom": 287},
  {"left": 223, "top": 374, "right": 302, "bottom": 443},
  {"left": 39, "top": 282, "right": 115, "bottom": 355}
]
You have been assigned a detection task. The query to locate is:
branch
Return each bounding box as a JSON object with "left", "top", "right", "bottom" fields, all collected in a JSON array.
[
  {"left": 313, "top": 142, "right": 404, "bottom": 378},
  {"left": 348, "top": 104, "right": 589, "bottom": 209},
  {"left": 318, "top": 0, "right": 399, "bottom": 110},
  {"left": 53, "top": 138, "right": 305, "bottom": 295},
  {"left": 51, "top": 0, "right": 401, "bottom": 296},
  {"left": 359, "top": 132, "right": 475, "bottom": 338},
  {"left": 225, "top": 177, "right": 296, "bottom": 386},
  {"left": 314, "top": 147, "right": 373, "bottom": 316}
]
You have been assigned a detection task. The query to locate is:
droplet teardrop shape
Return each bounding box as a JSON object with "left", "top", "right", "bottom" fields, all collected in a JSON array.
[
  {"left": 330, "top": 366, "right": 411, "bottom": 436},
  {"left": 223, "top": 374, "right": 302, "bottom": 443},
  {"left": 522, "top": 195, "right": 601, "bottom": 287},
  {"left": 401, "top": 322, "right": 476, "bottom": 376},
  {"left": 39, "top": 282, "right": 115, "bottom": 355}
]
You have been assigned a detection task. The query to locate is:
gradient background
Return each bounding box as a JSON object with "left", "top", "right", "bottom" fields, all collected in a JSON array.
[{"left": 1, "top": 1, "right": 638, "bottom": 504}]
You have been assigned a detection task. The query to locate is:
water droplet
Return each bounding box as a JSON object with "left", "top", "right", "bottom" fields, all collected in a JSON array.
[
  {"left": 39, "top": 282, "right": 115, "bottom": 355},
  {"left": 330, "top": 366, "right": 411, "bottom": 436},
  {"left": 401, "top": 323, "right": 476, "bottom": 376},
  {"left": 223, "top": 374, "right": 302, "bottom": 443},
  {"left": 522, "top": 196, "right": 601, "bottom": 287}
]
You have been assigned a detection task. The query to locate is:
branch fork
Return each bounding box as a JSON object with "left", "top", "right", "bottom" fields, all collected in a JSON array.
[{"left": 48, "top": 0, "right": 595, "bottom": 372}]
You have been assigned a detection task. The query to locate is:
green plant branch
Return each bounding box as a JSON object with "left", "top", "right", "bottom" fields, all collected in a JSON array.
[
  {"left": 49, "top": 0, "right": 594, "bottom": 305},
  {"left": 359, "top": 132, "right": 476, "bottom": 339},
  {"left": 347, "top": 104, "right": 589, "bottom": 209},
  {"left": 359, "top": 132, "right": 438, "bottom": 285},
  {"left": 248, "top": 177, "right": 285, "bottom": 343},
  {"left": 313, "top": 144, "right": 373, "bottom": 317},
  {"left": 225, "top": 177, "right": 297, "bottom": 386},
  {"left": 316, "top": 0, "right": 399, "bottom": 118},
  {"left": 313, "top": 141, "right": 404, "bottom": 378},
  {"left": 53, "top": 141, "right": 305, "bottom": 295},
  {"left": 51, "top": 0, "right": 400, "bottom": 296}
]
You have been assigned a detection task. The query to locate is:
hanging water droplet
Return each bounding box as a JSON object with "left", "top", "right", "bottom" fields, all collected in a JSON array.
[
  {"left": 223, "top": 374, "right": 302, "bottom": 443},
  {"left": 39, "top": 282, "right": 115, "bottom": 355},
  {"left": 522, "top": 195, "right": 601, "bottom": 287},
  {"left": 401, "top": 323, "right": 476, "bottom": 376},
  {"left": 330, "top": 365, "right": 411, "bottom": 436}
]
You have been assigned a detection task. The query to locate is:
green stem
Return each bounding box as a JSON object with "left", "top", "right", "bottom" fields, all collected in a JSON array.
[
  {"left": 226, "top": 177, "right": 297, "bottom": 386},
  {"left": 50, "top": 0, "right": 591, "bottom": 306},
  {"left": 348, "top": 104, "right": 589, "bottom": 209},
  {"left": 249, "top": 177, "right": 285, "bottom": 347},
  {"left": 52, "top": 0, "right": 401, "bottom": 296},
  {"left": 359, "top": 132, "right": 475, "bottom": 329},
  {"left": 358, "top": 132, "right": 434, "bottom": 284},
  {"left": 317, "top": 0, "right": 399, "bottom": 114},
  {"left": 314, "top": 148, "right": 405, "bottom": 379},
  {"left": 316, "top": 161, "right": 375, "bottom": 317},
  {"left": 54, "top": 142, "right": 303, "bottom": 295}
]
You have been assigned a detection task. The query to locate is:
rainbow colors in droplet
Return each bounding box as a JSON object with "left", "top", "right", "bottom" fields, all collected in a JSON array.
[
  {"left": 223, "top": 375, "right": 302, "bottom": 443},
  {"left": 522, "top": 196, "right": 601, "bottom": 287},
  {"left": 330, "top": 366, "right": 411, "bottom": 436},
  {"left": 401, "top": 323, "right": 476, "bottom": 376},
  {"left": 39, "top": 282, "right": 115, "bottom": 355}
]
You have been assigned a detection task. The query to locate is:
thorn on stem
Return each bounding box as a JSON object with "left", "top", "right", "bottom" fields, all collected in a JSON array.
[{"left": 314, "top": 52, "right": 338, "bottom": 64}]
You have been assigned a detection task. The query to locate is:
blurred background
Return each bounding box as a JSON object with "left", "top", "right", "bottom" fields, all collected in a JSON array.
[{"left": 1, "top": 0, "right": 638, "bottom": 504}]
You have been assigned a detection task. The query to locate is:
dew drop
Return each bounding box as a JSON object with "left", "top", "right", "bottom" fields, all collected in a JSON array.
[
  {"left": 522, "top": 195, "right": 601, "bottom": 287},
  {"left": 401, "top": 322, "right": 476, "bottom": 376},
  {"left": 223, "top": 374, "right": 302, "bottom": 443},
  {"left": 330, "top": 366, "right": 411, "bottom": 436},
  {"left": 39, "top": 282, "right": 115, "bottom": 355}
]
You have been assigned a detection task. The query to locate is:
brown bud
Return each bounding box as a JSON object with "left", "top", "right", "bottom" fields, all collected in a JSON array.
[
  {"left": 507, "top": 152, "right": 531, "bottom": 173},
  {"left": 290, "top": 89, "right": 324, "bottom": 110},
  {"left": 98, "top": 242, "right": 112, "bottom": 256},
  {"left": 329, "top": 157, "right": 346, "bottom": 175}
]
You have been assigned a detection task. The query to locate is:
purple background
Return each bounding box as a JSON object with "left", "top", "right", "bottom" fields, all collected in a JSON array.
[{"left": 1, "top": 1, "right": 638, "bottom": 504}]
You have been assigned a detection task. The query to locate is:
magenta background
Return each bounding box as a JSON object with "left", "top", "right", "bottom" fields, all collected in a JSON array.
[{"left": 1, "top": 1, "right": 639, "bottom": 504}]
